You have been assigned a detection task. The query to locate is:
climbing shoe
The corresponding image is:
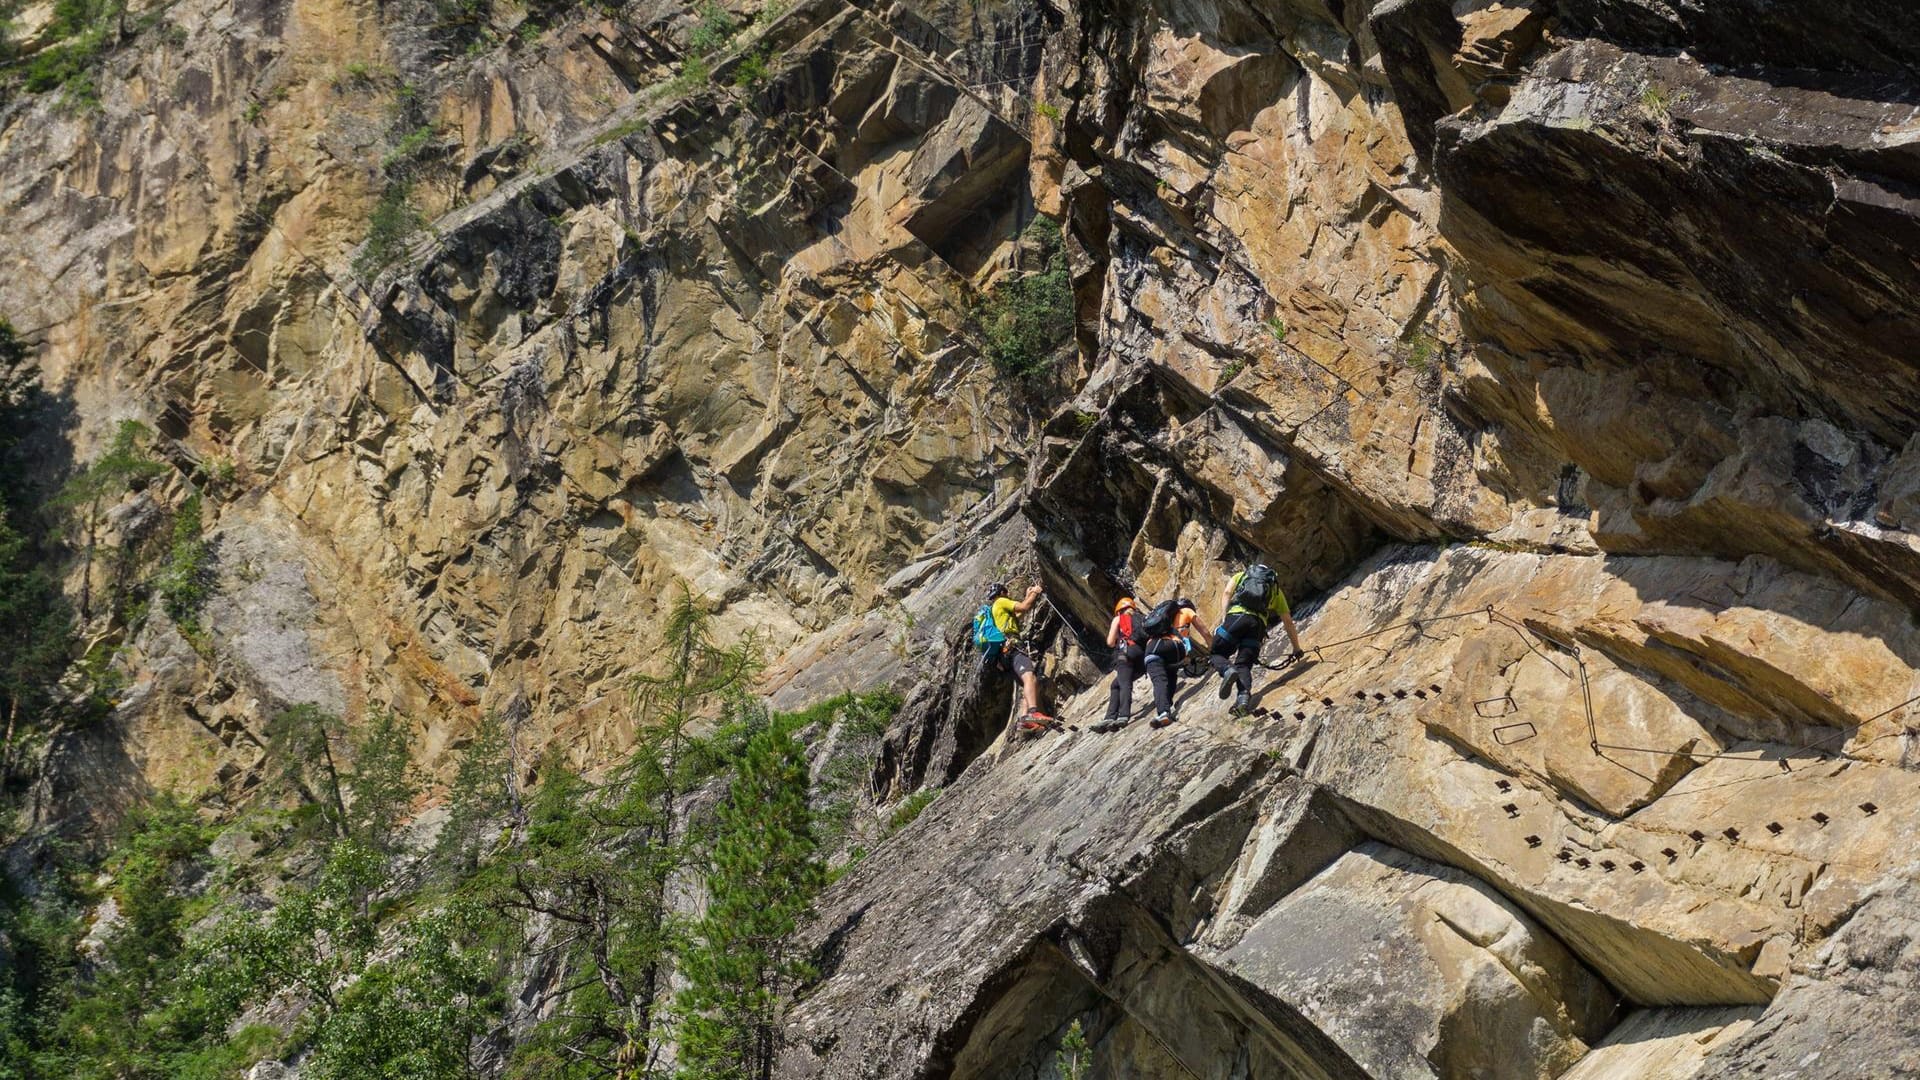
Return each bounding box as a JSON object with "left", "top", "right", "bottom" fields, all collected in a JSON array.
[
  {"left": 1230, "top": 693, "right": 1252, "bottom": 718},
  {"left": 1017, "top": 709, "right": 1057, "bottom": 737},
  {"left": 1217, "top": 670, "right": 1235, "bottom": 700},
  {"left": 1091, "top": 714, "right": 1130, "bottom": 734},
  {"left": 1150, "top": 709, "right": 1176, "bottom": 729}
]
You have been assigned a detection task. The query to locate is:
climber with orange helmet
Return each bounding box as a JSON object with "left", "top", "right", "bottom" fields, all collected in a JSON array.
[
  {"left": 1139, "top": 597, "right": 1212, "bottom": 728},
  {"left": 1092, "top": 597, "right": 1145, "bottom": 733}
]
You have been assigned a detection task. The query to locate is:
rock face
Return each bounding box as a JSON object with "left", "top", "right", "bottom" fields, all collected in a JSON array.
[
  {"left": 1695, "top": 878, "right": 1920, "bottom": 1078},
  {"left": 2, "top": 0, "right": 1053, "bottom": 809},
  {"left": 1213, "top": 842, "right": 1616, "bottom": 1080},
  {"left": 9, "top": 0, "right": 1920, "bottom": 1075},
  {"left": 777, "top": 0, "right": 1920, "bottom": 1076}
]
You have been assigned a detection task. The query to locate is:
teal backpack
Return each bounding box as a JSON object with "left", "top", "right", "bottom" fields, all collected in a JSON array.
[{"left": 973, "top": 603, "right": 1007, "bottom": 655}]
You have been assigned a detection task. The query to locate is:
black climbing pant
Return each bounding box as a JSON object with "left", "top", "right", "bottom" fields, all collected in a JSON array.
[
  {"left": 1143, "top": 638, "right": 1186, "bottom": 715},
  {"left": 1208, "top": 612, "right": 1266, "bottom": 696},
  {"left": 1106, "top": 642, "right": 1144, "bottom": 719},
  {"left": 993, "top": 644, "right": 1035, "bottom": 680}
]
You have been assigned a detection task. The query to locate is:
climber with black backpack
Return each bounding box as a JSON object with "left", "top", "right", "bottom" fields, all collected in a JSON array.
[
  {"left": 1138, "top": 597, "right": 1211, "bottom": 729},
  {"left": 1208, "top": 561, "right": 1305, "bottom": 717},
  {"left": 973, "top": 581, "right": 1056, "bottom": 736},
  {"left": 1091, "top": 597, "right": 1145, "bottom": 733}
]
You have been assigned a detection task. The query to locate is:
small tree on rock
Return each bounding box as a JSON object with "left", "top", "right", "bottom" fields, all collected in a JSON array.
[
  {"left": 674, "top": 707, "right": 823, "bottom": 1080},
  {"left": 346, "top": 705, "right": 421, "bottom": 853},
  {"left": 54, "top": 419, "right": 166, "bottom": 620}
]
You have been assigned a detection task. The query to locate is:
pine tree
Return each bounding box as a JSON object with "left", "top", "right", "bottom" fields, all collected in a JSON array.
[
  {"left": 1055, "top": 1019, "right": 1091, "bottom": 1079},
  {"left": 53, "top": 419, "right": 166, "bottom": 620},
  {"left": 153, "top": 490, "right": 211, "bottom": 629},
  {"left": 433, "top": 710, "right": 512, "bottom": 876},
  {"left": 0, "top": 505, "right": 70, "bottom": 784},
  {"left": 45, "top": 797, "right": 214, "bottom": 1076},
  {"left": 345, "top": 705, "right": 420, "bottom": 852},
  {"left": 500, "top": 585, "right": 760, "bottom": 1078},
  {"left": 0, "top": 324, "right": 71, "bottom": 788},
  {"left": 674, "top": 709, "right": 823, "bottom": 1080},
  {"left": 264, "top": 703, "right": 351, "bottom": 839}
]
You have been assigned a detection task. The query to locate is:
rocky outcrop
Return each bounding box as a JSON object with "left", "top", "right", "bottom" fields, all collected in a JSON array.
[
  {"left": 777, "top": 0, "right": 1920, "bottom": 1076},
  {"left": 786, "top": 539, "right": 1920, "bottom": 1075},
  {"left": 2, "top": 0, "right": 1062, "bottom": 813},
  {"left": 10, "top": 0, "right": 1920, "bottom": 1074},
  {"left": 1697, "top": 878, "right": 1920, "bottom": 1077}
]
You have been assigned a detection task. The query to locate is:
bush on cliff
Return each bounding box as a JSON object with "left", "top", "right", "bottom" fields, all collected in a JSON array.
[{"left": 979, "top": 216, "right": 1075, "bottom": 379}]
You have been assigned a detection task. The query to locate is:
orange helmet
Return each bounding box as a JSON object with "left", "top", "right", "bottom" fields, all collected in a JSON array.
[{"left": 1113, "top": 597, "right": 1135, "bottom": 614}]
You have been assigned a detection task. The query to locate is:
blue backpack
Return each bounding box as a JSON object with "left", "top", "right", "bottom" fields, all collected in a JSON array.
[{"left": 973, "top": 603, "right": 1007, "bottom": 655}]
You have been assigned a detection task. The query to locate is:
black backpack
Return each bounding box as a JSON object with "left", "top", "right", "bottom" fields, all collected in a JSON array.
[
  {"left": 1231, "top": 564, "right": 1278, "bottom": 614},
  {"left": 1137, "top": 599, "right": 1179, "bottom": 639}
]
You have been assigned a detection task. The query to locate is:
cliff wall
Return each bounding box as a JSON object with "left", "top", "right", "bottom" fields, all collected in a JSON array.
[{"left": 4, "top": 0, "right": 1920, "bottom": 1075}]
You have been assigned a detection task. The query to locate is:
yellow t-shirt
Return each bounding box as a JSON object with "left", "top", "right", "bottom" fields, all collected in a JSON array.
[
  {"left": 991, "top": 597, "right": 1022, "bottom": 640},
  {"left": 1226, "top": 571, "right": 1290, "bottom": 622}
]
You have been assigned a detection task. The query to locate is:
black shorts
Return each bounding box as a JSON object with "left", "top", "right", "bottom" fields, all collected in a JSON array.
[
  {"left": 1005, "top": 647, "right": 1035, "bottom": 679},
  {"left": 1213, "top": 612, "right": 1267, "bottom": 665}
]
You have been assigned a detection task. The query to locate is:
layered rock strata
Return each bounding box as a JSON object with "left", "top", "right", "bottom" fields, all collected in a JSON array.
[{"left": 8, "top": 0, "right": 1920, "bottom": 1075}]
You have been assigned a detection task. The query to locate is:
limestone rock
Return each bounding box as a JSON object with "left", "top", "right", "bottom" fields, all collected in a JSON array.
[
  {"left": 1697, "top": 878, "right": 1920, "bottom": 1078},
  {"left": 1210, "top": 842, "right": 1615, "bottom": 1080},
  {"left": 11, "top": 0, "right": 1920, "bottom": 1071}
]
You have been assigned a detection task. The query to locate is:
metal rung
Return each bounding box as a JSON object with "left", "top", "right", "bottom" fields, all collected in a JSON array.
[{"left": 1493, "top": 722, "right": 1537, "bottom": 746}]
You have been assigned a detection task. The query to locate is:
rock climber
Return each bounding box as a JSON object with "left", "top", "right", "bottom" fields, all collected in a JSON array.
[
  {"left": 1209, "top": 561, "right": 1305, "bottom": 717},
  {"left": 1141, "top": 597, "right": 1211, "bottom": 729},
  {"left": 974, "top": 581, "right": 1056, "bottom": 735},
  {"left": 1092, "top": 597, "right": 1144, "bottom": 733}
]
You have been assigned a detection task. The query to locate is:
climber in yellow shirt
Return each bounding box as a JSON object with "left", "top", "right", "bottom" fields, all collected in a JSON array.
[
  {"left": 1208, "top": 561, "right": 1305, "bottom": 717},
  {"left": 974, "top": 581, "right": 1054, "bottom": 735}
]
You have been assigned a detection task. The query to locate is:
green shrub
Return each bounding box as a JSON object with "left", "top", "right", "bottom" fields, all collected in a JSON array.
[
  {"left": 887, "top": 790, "right": 935, "bottom": 833},
  {"left": 839, "top": 689, "right": 902, "bottom": 736},
  {"left": 332, "top": 60, "right": 385, "bottom": 90},
  {"left": 156, "top": 491, "right": 213, "bottom": 628},
  {"left": 733, "top": 48, "right": 770, "bottom": 88},
  {"left": 16, "top": 0, "right": 123, "bottom": 102},
  {"left": 658, "top": 52, "right": 712, "bottom": 98},
  {"left": 778, "top": 689, "right": 901, "bottom": 738},
  {"left": 1033, "top": 99, "right": 1061, "bottom": 121},
  {"left": 353, "top": 185, "right": 421, "bottom": 280},
  {"left": 1640, "top": 82, "right": 1673, "bottom": 118},
  {"left": 1398, "top": 328, "right": 1442, "bottom": 371},
  {"left": 1263, "top": 315, "right": 1287, "bottom": 342},
  {"left": 979, "top": 216, "right": 1074, "bottom": 378},
  {"left": 380, "top": 125, "right": 440, "bottom": 175},
  {"left": 204, "top": 455, "right": 237, "bottom": 492},
  {"left": 688, "top": 0, "right": 736, "bottom": 54},
  {"left": 431, "top": 0, "right": 489, "bottom": 32}
]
